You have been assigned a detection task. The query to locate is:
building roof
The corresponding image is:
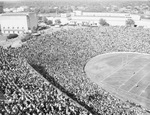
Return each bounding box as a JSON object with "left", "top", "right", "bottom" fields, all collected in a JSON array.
[
  {"left": 1, "top": 12, "right": 34, "bottom": 16},
  {"left": 72, "top": 15, "right": 126, "bottom": 18}
]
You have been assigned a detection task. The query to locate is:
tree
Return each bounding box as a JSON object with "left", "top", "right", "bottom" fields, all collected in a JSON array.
[
  {"left": 39, "top": 9, "right": 45, "bottom": 14},
  {"left": 55, "top": 19, "right": 61, "bottom": 25},
  {"left": 34, "top": 8, "right": 40, "bottom": 14},
  {"left": 99, "top": 19, "right": 109, "bottom": 26},
  {"left": 46, "top": 20, "right": 53, "bottom": 25},
  {"left": 32, "top": 26, "right": 37, "bottom": 33},
  {"left": 42, "top": 16, "right": 48, "bottom": 23},
  {"left": 126, "top": 19, "right": 135, "bottom": 27},
  {"left": 149, "top": 0, "right": 150, "bottom": 7}
]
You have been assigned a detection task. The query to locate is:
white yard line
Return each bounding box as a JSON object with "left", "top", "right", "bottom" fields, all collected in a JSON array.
[
  {"left": 102, "top": 78, "right": 150, "bottom": 108},
  {"left": 102, "top": 54, "right": 142, "bottom": 82},
  {"left": 117, "top": 62, "right": 150, "bottom": 90},
  {"left": 116, "top": 87, "right": 150, "bottom": 106},
  {"left": 139, "top": 82, "right": 150, "bottom": 96},
  {"left": 85, "top": 52, "right": 150, "bottom": 110},
  {"left": 128, "top": 71, "right": 150, "bottom": 93}
]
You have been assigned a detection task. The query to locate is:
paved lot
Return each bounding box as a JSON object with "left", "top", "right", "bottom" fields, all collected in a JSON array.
[
  {"left": 0, "top": 26, "right": 85, "bottom": 48},
  {"left": 0, "top": 35, "right": 23, "bottom": 48}
]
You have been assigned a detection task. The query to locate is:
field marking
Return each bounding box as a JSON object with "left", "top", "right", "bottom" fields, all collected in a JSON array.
[
  {"left": 139, "top": 82, "right": 150, "bottom": 96},
  {"left": 86, "top": 53, "right": 150, "bottom": 108},
  {"left": 96, "top": 82, "right": 125, "bottom": 101},
  {"left": 115, "top": 88, "right": 150, "bottom": 108},
  {"left": 102, "top": 80, "right": 150, "bottom": 107},
  {"left": 128, "top": 70, "right": 150, "bottom": 93},
  {"left": 117, "top": 62, "right": 150, "bottom": 90},
  {"left": 85, "top": 52, "right": 146, "bottom": 67},
  {"left": 102, "top": 54, "right": 142, "bottom": 82}
]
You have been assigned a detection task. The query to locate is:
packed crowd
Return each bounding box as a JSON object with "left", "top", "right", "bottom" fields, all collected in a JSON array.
[
  {"left": 15, "top": 26, "right": 150, "bottom": 114},
  {"left": 0, "top": 47, "right": 90, "bottom": 114}
]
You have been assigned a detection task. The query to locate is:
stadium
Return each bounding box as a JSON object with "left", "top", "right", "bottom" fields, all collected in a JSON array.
[{"left": 1, "top": 26, "right": 150, "bottom": 115}]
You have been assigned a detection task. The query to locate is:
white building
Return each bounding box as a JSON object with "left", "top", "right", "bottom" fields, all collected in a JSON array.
[
  {"left": 73, "top": 10, "right": 83, "bottom": 16},
  {"left": 13, "top": 7, "right": 25, "bottom": 13},
  {"left": 0, "top": 12, "right": 38, "bottom": 34},
  {"left": 3, "top": 8, "right": 11, "bottom": 13},
  {"left": 69, "top": 11, "right": 141, "bottom": 26}
]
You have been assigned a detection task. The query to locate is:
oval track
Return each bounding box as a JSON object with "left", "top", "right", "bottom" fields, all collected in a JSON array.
[{"left": 85, "top": 52, "right": 150, "bottom": 110}]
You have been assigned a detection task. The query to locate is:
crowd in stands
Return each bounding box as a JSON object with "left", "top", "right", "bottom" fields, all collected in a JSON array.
[
  {"left": 0, "top": 47, "right": 90, "bottom": 114},
  {"left": 1, "top": 26, "right": 150, "bottom": 114},
  {"left": 17, "top": 26, "right": 150, "bottom": 114}
]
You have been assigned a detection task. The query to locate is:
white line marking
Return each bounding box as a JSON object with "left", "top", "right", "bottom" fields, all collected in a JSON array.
[
  {"left": 139, "top": 82, "right": 150, "bottom": 96},
  {"left": 102, "top": 54, "right": 142, "bottom": 82},
  {"left": 102, "top": 80, "right": 150, "bottom": 104},
  {"left": 118, "top": 62, "right": 150, "bottom": 90},
  {"left": 128, "top": 71, "right": 150, "bottom": 93}
]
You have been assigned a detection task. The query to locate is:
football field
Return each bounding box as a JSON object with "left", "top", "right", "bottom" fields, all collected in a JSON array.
[{"left": 85, "top": 52, "right": 150, "bottom": 110}]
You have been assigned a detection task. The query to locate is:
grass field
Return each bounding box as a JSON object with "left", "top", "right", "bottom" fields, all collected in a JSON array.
[{"left": 85, "top": 52, "right": 150, "bottom": 110}]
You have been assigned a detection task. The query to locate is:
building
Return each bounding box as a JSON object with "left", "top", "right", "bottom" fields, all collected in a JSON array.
[
  {"left": 0, "top": 2, "right": 3, "bottom": 14},
  {"left": 0, "top": 12, "right": 38, "bottom": 34},
  {"left": 73, "top": 10, "right": 83, "bottom": 16},
  {"left": 69, "top": 11, "right": 141, "bottom": 26},
  {"left": 12, "top": 7, "right": 25, "bottom": 13},
  {"left": 3, "top": 8, "right": 11, "bottom": 13}
]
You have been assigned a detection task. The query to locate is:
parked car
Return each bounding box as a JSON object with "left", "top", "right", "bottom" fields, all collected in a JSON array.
[
  {"left": 7, "top": 34, "right": 18, "bottom": 39},
  {"left": 37, "top": 26, "right": 47, "bottom": 31},
  {"left": 21, "top": 34, "right": 32, "bottom": 42},
  {"left": 55, "top": 25, "right": 61, "bottom": 28}
]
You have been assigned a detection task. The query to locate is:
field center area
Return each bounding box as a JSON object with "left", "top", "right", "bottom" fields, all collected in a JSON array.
[{"left": 85, "top": 52, "right": 150, "bottom": 110}]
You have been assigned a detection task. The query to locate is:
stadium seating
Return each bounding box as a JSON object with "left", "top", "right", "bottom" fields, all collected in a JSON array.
[{"left": 1, "top": 26, "right": 150, "bottom": 114}]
